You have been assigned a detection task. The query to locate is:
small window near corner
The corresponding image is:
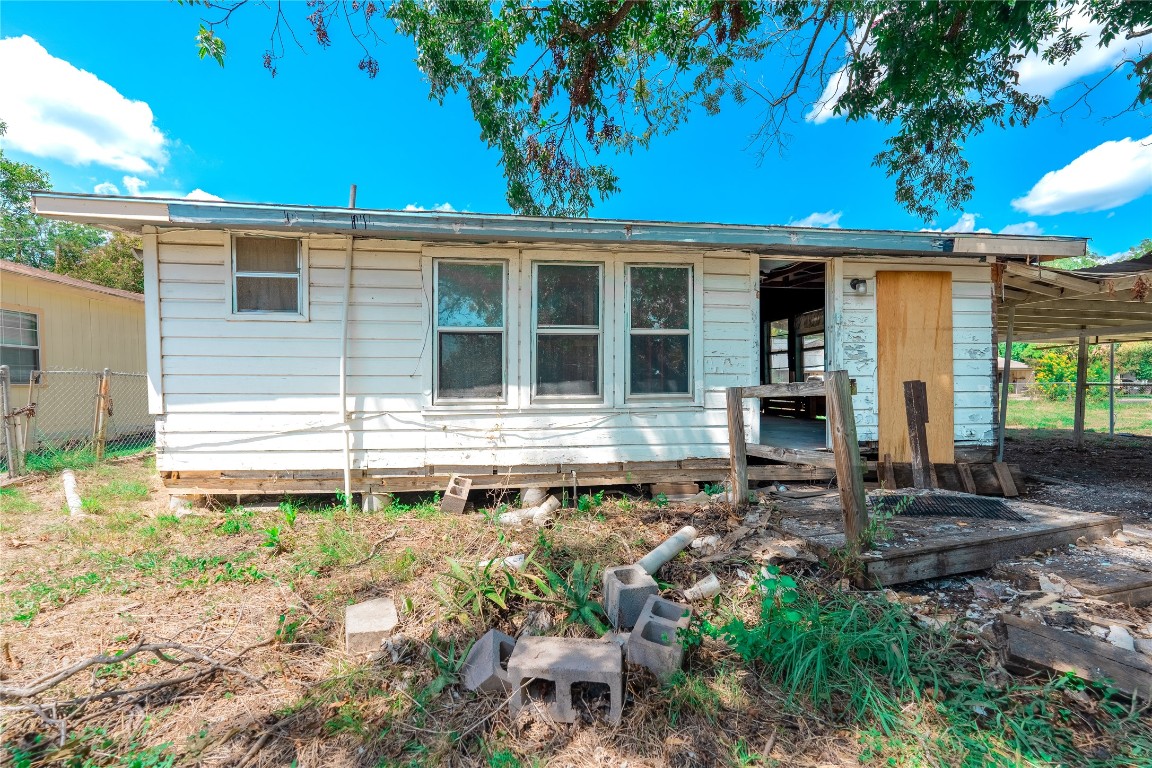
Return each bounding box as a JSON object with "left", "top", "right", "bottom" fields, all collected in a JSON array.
[
  {"left": 0, "top": 309, "right": 40, "bottom": 384},
  {"left": 232, "top": 236, "right": 301, "bottom": 314}
]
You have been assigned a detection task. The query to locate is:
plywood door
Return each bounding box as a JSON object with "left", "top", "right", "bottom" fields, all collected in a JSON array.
[{"left": 876, "top": 271, "right": 954, "bottom": 463}]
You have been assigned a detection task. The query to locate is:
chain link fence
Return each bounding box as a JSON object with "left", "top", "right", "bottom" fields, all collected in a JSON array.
[{"left": 1, "top": 368, "right": 153, "bottom": 476}]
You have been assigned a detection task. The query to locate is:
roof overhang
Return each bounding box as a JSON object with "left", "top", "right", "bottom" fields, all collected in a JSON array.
[{"left": 32, "top": 192, "right": 1089, "bottom": 261}]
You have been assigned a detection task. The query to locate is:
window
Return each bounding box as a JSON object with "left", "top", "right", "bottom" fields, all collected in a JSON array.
[
  {"left": 627, "top": 265, "right": 691, "bottom": 396},
  {"left": 0, "top": 309, "right": 40, "bottom": 384},
  {"left": 768, "top": 319, "right": 789, "bottom": 384},
  {"left": 534, "top": 263, "right": 601, "bottom": 399},
  {"left": 435, "top": 261, "right": 505, "bottom": 400},
  {"left": 232, "top": 236, "right": 302, "bottom": 314}
]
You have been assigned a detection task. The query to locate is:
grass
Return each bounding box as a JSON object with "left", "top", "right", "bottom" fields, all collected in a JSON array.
[
  {"left": 2, "top": 462, "right": 1149, "bottom": 766},
  {"left": 1006, "top": 394, "right": 1152, "bottom": 434},
  {"left": 19, "top": 441, "right": 154, "bottom": 474}
]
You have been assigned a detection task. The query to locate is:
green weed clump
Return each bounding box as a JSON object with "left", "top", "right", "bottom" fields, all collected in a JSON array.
[{"left": 693, "top": 568, "right": 1152, "bottom": 766}]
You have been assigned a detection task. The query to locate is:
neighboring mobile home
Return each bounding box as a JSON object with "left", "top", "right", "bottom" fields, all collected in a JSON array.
[
  {"left": 32, "top": 193, "right": 1086, "bottom": 499},
  {"left": 0, "top": 259, "right": 148, "bottom": 454}
]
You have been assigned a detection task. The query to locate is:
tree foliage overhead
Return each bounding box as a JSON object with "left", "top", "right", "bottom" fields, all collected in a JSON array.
[
  {"left": 200, "top": 3, "right": 1152, "bottom": 218},
  {"left": 1, "top": 121, "right": 143, "bottom": 293}
]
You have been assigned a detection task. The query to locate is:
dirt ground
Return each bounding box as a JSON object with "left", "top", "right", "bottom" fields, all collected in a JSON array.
[
  {"left": 2, "top": 451, "right": 1150, "bottom": 767},
  {"left": 1004, "top": 429, "right": 1152, "bottom": 522}
]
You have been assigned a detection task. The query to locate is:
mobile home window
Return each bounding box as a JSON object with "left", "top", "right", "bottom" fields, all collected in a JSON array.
[
  {"left": 627, "top": 265, "right": 691, "bottom": 396},
  {"left": 0, "top": 310, "right": 40, "bottom": 384},
  {"left": 435, "top": 261, "right": 505, "bottom": 401},
  {"left": 232, "top": 236, "right": 301, "bottom": 313},
  {"left": 534, "top": 263, "right": 601, "bottom": 398}
]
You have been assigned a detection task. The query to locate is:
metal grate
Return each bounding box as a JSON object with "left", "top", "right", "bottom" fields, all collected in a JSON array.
[{"left": 871, "top": 494, "right": 1027, "bottom": 522}]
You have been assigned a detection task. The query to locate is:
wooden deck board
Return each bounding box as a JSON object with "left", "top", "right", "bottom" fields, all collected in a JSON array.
[
  {"left": 995, "top": 543, "right": 1152, "bottom": 607},
  {"left": 773, "top": 495, "right": 1123, "bottom": 587}
]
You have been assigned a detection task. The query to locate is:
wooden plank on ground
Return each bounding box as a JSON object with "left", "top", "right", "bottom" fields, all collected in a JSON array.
[
  {"left": 956, "top": 462, "right": 978, "bottom": 494},
  {"left": 993, "top": 461, "right": 1019, "bottom": 497},
  {"left": 746, "top": 444, "right": 837, "bottom": 468},
  {"left": 1001, "top": 614, "right": 1152, "bottom": 699},
  {"left": 994, "top": 544, "right": 1152, "bottom": 607}
]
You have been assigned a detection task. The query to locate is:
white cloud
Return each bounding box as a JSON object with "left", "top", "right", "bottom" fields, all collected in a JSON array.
[
  {"left": 805, "top": 27, "right": 873, "bottom": 124},
  {"left": 1012, "top": 134, "right": 1152, "bottom": 215},
  {"left": 122, "top": 175, "right": 147, "bottom": 196},
  {"left": 998, "top": 221, "right": 1044, "bottom": 236},
  {"left": 0, "top": 36, "right": 167, "bottom": 173},
  {"left": 788, "top": 210, "right": 842, "bottom": 228},
  {"left": 184, "top": 189, "right": 224, "bottom": 202},
  {"left": 404, "top": 202, "right": 456, "bottom": 212},
  {"left": 93, "top": 181, "right": 120, "bottom": 196},
  {"left": 920, "top": 213, "right": 992, "bottom": 233},
  {"left": 1016, "top": 11, "right": 1146, "bottom": 99}
]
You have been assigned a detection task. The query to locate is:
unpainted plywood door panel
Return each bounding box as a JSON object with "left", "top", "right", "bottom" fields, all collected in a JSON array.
[{"left": 876, "top": 271, "right": 955, "bottom": 463}]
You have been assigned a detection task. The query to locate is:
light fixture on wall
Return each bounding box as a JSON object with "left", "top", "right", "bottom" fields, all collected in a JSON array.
[{"left": 850, "top": 278, "right": 868, "bottom": 295}]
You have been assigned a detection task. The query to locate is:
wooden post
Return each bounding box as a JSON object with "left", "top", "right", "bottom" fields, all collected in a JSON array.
[
  {"left": 903, "top": 379, "right": 936, "bottom": 489},
  {"left": 726, "top": 387, "right": 748, "bottom": 505},
  {"left": 997, "top": 304, "right": 1015, "bottom": 462},
  {"left": 826, "top": 370, "right": 867, "bottom": 552},
  {"left": 1073, "top": 335, "right": 1088, "bottom": 448},
  {"left": 1109, "top": 341, "right": 1116, "bottom": 437},
  {"left": 93, "top": 368, "right": 111, "bottom": 461},
  {"left": 0, "top": 365, "right": 20, "bottom": 478}
]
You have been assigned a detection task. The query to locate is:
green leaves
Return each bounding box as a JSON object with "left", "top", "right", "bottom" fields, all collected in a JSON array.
[{"left": 195, "top": 24, "right": 226, "bottom": 67}]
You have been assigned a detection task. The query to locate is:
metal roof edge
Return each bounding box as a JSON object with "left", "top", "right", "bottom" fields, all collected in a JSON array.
[{"left": 0, "top": 259, "right": 145, "bottom": 302}]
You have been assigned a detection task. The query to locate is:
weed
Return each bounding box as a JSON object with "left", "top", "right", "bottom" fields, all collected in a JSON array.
[
  {"left": 279, "top": 499, "right": 299, "bottom": 528},
  {"left": 488, "top": 750, "right": 522, "bottom": 768},
  {"left": 434, "top": 557, "right": 545, "bottom": 628},
  {"left": 665, "top": 671, "right": 723, "bottom": 726},
  {"left": 262, "top": 526, "right": 284, "bottom": 553},
  {"left": 703, "top": 482, "right": 725, "bottom": 496},
  {"left": 536, "top": 560, "right": 608, "bottom": 634},
  {"left": 0, "top": 487, "right": 37, "bottom": 515},
  {"left": 418, "top": 630, "right": 468, "bottom": 705},
  {"left": 95, "top": 479, "right": 150, "bottom": 502},
  {"left": 576, "top": 489, "right": 605, "bottom": 513},
  {"left": 729, "top": 739, "right": 765, "bottom": 767},
  {"left": 275, "top": 608, "right": 306, "bottom": 644},
  {"left": 324, "top": 703, "right": 367, "bottom": 735},
  {"left": 217, "top": 507, "right": 254, "bottom": 535},
  {"left": 653, "top": 492, "right": 669, "bottom": 508}
]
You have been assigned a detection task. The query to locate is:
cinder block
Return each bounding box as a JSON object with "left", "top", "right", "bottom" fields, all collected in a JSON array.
[
  {"left": 603, "top": 564, "right": 659, "bottom": 630},
  {"left": 462, "top": 629, "right": 516, "bottom": 694},
  {"left": 441, "top": 474, "right": 472, "bottom": 515},
  {"left": 507, "top": 636, "right": 623, "bottom": 724},
  {"left": 345, "top": 596, "right": 399, "bottom": 654},
  {"left": 626, "top": 595, "right": 692, "bottom": 683}
]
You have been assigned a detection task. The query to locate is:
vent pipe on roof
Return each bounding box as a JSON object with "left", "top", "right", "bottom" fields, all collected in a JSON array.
[{"left": 348, "top": 184, "right": 357, "bottom": 209}]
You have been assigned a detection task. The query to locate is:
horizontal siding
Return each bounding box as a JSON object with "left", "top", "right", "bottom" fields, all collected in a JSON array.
[{"left": 155, "top": 236, "right": 756, "bottom": 471}]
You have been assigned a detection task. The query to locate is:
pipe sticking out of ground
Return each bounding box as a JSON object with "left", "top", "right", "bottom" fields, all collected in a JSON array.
[{"left": 636, "top": 525, "right": 698, "bottom": 575}]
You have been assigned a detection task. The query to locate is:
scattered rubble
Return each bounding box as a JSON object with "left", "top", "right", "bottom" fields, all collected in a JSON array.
[
  {"left": 461, "top": 629, "right": 515, "bottom": 693},
  {"left": 498, "top": 495, "right": 561, "bottom": 527},
  {"left": 344, "top": 596, "right": 399, "bottom": 655}
]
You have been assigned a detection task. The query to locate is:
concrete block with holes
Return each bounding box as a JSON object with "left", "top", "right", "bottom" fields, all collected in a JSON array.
[
  {"left": 507, "top": 636, "right": 623, "bottom": 724},
  {"left": 440, "top": 474, "right": 472, "bottom": 515},
  {"left": 625, "top": 594, "right": 693, "bottom": 683},
  {"left": 344, "top": 596, "right": 398, "bottom": 655},
  {"left": 461, "top": 629, "right": 516, "bottom": 694},
  {"left": 603, "top": 564, "right": 659, "bottom": 630}
]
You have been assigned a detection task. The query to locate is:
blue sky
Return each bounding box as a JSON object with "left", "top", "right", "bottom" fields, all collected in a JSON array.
[{"left": 1, "top": 1, "right": 1149, "bottom": 258}]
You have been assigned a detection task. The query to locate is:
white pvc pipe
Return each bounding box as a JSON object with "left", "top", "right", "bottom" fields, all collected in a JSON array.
[
  {"left": 339, "top": 236, "right": 353, "bottom": 508},
  {"left": 62, "top": 470, "right": 83, "bottom": 516},
  {"left": 637, "top": 525, "right": 698, "bottom": 575}
]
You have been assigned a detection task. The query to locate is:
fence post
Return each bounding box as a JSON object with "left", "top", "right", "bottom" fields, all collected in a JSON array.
[
  {"left": 1, "top": 365, "right": 21, "bottom": 477},
  {"left": 93, "top": 368, "right": 111, "bottom": 461},
  {"left": 726, "top": 387, "right": 748, "bottom": 505},
  {"left": 827, "top": 370, "right": 867, "bottom": 553}
]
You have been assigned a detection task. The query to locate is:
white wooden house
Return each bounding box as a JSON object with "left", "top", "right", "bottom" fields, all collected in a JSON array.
[{"left": 32, "top": 193, "right": 1085, "bottom": 499}]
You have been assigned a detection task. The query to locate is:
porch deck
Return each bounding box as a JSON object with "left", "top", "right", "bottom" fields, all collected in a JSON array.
[
  {"left": 770, "top": 491, "right": 1122, "bottom": 587},
  {"left": 759, "top": 415, "right": 826, "bottom": 450}
]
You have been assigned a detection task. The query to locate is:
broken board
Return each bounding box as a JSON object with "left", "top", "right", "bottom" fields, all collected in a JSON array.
[
  {"left": 995, "top": 542, "right": 1152, "bottom": 607},
  {"left": 1001, "top": 613, "right": 1152, "bottom": 700},
  {"left": 773, "top": 494, "right": 1122, "bottom": 587}
]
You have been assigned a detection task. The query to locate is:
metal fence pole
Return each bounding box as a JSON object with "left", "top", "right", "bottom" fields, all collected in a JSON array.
[{"left": 1, "top": 365, "right": 21, "bottom": 477}]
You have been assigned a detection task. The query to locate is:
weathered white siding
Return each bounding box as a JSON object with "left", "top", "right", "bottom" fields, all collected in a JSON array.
[
  {"left": 833, "top": 258, "right": 995, "bottom": 449},
  {"left": 152, "top": 231, "right": 761, "bottom": 472}
]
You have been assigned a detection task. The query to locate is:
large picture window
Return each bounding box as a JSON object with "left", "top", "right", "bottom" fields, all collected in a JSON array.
[
  {"left": 534, "top": 263, "right": 601, "bottom": 399},
  {"left": 435, "top": 261, "right": 505, "bottom": 400},
  {"left": 627, "top": 265, "right": 691, "bottom": 396},
  {"left": 0, "top": 309, "right": 40, "bottom": 384},
  {"left": 232, "top": 236, "right": 301, "bottom": 314}
]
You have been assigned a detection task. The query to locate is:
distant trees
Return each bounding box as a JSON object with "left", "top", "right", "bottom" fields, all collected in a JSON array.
[{"left": 0, "top": 121, "right": 143, "bottom": 293}]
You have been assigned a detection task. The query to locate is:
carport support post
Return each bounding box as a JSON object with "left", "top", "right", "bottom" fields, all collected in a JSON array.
[
  {"left": 827, "top": 370, "right": 867, "bottom": 552},
  {"left": 996, "top": 305, "right": 1015, "bottom": 462},
  {"left": 1108, "top": 342, "right": 1116, "bottom": 437},
  {"left": 726, "top": 387, "right": 748, "bottom": 505},
  {"left": 1073, "top": 334, "right": 1088, "bottom": 448}
]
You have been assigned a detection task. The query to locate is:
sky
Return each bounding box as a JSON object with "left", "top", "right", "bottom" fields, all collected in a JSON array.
[{"left": 0, "top": 1, "right": 1149, "bottom": 259}]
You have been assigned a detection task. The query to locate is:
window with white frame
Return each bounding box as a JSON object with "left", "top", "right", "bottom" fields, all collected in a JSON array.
[
  {"left": 534, "top": 263, "right": 602, "bottom": 399},
  {"left": 232, "top": 236, "right": 302, "bottom": 314},
  {"left": 435, "top": 261, "right": 506, "bottom": 400},
  {"left": 627, "top": 265, "right": 691, "bottom": 396},
  {"left": 0, "top": 309, "right": 40, "bottom": 384}
]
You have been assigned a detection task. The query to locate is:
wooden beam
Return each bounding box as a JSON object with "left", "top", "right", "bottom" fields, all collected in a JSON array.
[
  {"left": 956, "top": 462, "right": 978, "bottom": 494},
  {"left": 741, "top": 381, "right": 828, "bottom": 399},
  {"left": 1012, "top": 322, "right": 1152, "bottom": 343},
  {"left": 1073, "top": 334, "right": 1088, "bottom": 448},
  {"left": 1002, "top": 261, "right": 1104, "bottom": 294},
  {"left": 903, "top": 380, "right": 935, "bottom": 489},
  {"left": 993, "top": 462, "right": 1019, "bottom": 497},
  {"left": 747, "top": 466, "right": 836, "bottom": 482},
  {"left": 1002, "top": 275, "right": 1064, "bottom": 298},
  {"left": 727, "top": 387, "right": 748, "bottom": 504},
  {"left": 827, "top": 370, "right": 867, "bottom": 553},
  {"left": 746, "top": 443, "right": 837, "bottom": 468}
]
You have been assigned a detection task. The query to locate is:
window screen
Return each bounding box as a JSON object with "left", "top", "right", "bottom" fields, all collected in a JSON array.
[
  {"left": 233, "top": 237, "right": 300, "bottom": 313},
  {"left": 628, "top": 266, "right": 691, "bottom": 396},
  {"left": 0, "top": 310, "right": 40, "bottom": 384},
  {"left": 535, "top": 264, "right": 601, "bottom": 398},
  {"left": 436, "top": 261, "right": 505, "bottom": 400}
]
